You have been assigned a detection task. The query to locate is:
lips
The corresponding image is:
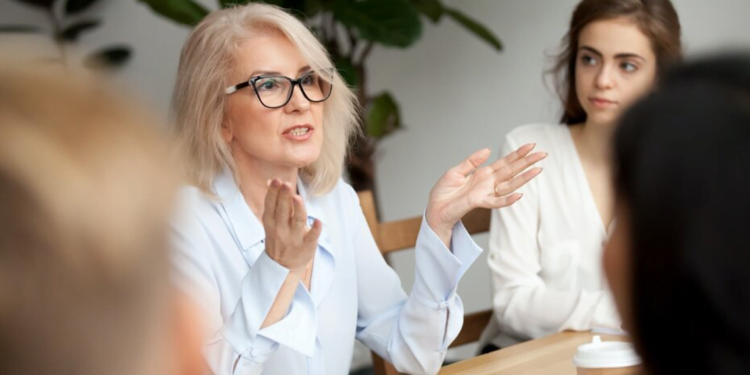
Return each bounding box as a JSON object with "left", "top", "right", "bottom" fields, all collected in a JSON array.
[
  {"left": 282, "top": 124, "right": 314, "bottom": 141},
  {"left": 283, "top": 124, "right": 313, "bottom": 135},
  {"left": 588, "top": 97, "right": 617, "bottom": 108}
]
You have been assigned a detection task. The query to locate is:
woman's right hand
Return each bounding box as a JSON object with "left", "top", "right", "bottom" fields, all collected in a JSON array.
[{"left": 262, "top": 179, "right": 322, "bottom": 272}]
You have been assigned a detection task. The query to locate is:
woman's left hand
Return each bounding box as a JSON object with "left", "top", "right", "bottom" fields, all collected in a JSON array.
[{"left": 425, "top": 144, "right": 546, "bottom": 248}]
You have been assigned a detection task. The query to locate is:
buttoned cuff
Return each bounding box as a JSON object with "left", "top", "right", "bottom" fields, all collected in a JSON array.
[
  {"left": 412, "top": 214, "right": 483, "bottom": 304},
  {"left": 222, "top": 251, "right": 318, "bottom": 365}
]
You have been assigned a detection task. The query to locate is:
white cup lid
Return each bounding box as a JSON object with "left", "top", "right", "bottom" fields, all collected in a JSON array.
[{"left": 573, "top": 336, "right": 642, "bottom": 369}]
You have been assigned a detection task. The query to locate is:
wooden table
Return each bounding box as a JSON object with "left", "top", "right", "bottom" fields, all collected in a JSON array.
[{"left": 439, "top": 332, "right": 629, "bottom": 375}]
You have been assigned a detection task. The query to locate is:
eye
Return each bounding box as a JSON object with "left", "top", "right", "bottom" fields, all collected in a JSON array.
[
  {"left": 256, "top": 77, "right": 280, "bottom": 92},
  {"left": 581, "top": 54, "right": 598, "bottom": 66},
  {"left": 620, "top": 61, "right": 638, "bottom": 72},
  {"left": 301, "top": 73, "right": 318, "bottom": 86}
]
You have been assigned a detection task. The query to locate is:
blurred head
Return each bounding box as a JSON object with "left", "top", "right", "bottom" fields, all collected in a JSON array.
[
  {"left": 552, "top": 0, "right": 682, "bottom": 126},
  {"left": 605, "top": 53, "right": 750, "bottom": 375},
  {"left": 0, "top": 60, "right": 202, "bottom": 375},
  {"left": 172, "top": 3, "right": 358, "bottom": 196}
]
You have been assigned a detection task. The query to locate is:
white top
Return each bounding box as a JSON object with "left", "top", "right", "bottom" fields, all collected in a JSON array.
[
  {"left": 479, "top": 123, "right": 621, "bottom": 349},
  {"left": 171, "top": 171, "right": 482, "bottom": 375}
]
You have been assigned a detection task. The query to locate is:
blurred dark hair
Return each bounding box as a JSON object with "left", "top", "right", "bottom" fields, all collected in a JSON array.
[
  {"left": 614, "top": 53, "right": 750, "bottom": 375},
  {"left": 552, "top": 0, "right": 683, "bottom": 125}
]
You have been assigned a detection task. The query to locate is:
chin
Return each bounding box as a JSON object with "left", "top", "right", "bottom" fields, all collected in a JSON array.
[
  {"left": 291, "top": 152, "right": 321, "bottom": 169},
  {"left": 587, "top": 112, "right": 620, "bottom": 127},
  {"left": 285, "top": 142, "right": 322, "bottom": 168}
]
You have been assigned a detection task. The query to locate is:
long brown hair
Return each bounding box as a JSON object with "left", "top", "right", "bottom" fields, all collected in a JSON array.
[{"left": 551, "top": 0, "right": 683, "bottom": 125}]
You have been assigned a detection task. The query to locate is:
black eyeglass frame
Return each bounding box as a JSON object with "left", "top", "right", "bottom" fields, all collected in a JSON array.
[{"left": 224, "top": 69, "right": 334, "bottom": 109}]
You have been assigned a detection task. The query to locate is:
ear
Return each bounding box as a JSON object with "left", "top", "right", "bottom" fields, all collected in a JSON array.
[
  {"left": 221, "top": 121, "right": 233, "bottom": 143},
  {"left": 171, "top": 291, "right": 207, "bottom": 375}
]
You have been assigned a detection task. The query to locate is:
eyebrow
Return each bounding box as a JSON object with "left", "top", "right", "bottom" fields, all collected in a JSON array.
[
  {"left": 248, "top": 65, "right": 312, "bottom": 77},
  {"left": 579, "top": 46, "right": 646, "bottom": 61}
]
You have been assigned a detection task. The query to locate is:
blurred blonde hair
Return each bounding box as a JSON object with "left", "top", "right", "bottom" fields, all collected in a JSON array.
[
  {"left": 171, "top": 3, "right": 359, "bottom": 196},
  {"left": 0, "top": 58, "right": 181, "bottom": 375}
]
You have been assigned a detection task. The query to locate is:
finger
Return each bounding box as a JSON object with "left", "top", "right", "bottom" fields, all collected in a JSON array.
[
  {"left": 262, "top": 179, "right": 281, "bottom": 227},
  {"left": 303, "top": 218, "right": 323, "bottom": 244},
  {"left": 496, "top": 151, "right": 547, "bottom": 180},
  {"left": 490, "top": 143, "right": 536, "bottom": 171},
  {"left": 291, "top": 195, "right": 308, "bottom": 231},
  {"left": 452, "top": 148, "right": 492, "bottom": 177},
  {"left": 275, "top": 182, "right": 293, "bottom": 226},
  {"left": 493, "top": 167, "right": 543, "bottom": 196},
  {"left": 485, "top": 192, "right": 523, "bottom": 209}
]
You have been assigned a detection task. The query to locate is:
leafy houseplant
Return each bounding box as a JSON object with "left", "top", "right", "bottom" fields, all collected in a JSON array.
[
  {"left": 0, "top": 0, "right": 131, "bottom": 70},
  {"left": 139, "top": 0, "right": 502, "bottom": 193}
]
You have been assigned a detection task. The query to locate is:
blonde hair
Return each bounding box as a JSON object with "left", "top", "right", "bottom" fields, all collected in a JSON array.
[
  {"left": 172, "top": 3, "right": 359, "bottom": 196},
  {"left": 0, "top": 59, "right": 180, "bottom": 375}
]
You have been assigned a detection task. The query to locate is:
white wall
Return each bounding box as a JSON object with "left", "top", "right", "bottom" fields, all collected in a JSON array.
[{"left": 3, "top": 0, "right": 750, "bottom": 365}]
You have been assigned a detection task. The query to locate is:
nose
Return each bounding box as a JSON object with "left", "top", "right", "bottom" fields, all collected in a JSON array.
[
  {"left": 284, "top": 83, "right": 310, "bottom": 113},
  {"left": 595, "top": 64, "right": 615, "bottom": 90}
]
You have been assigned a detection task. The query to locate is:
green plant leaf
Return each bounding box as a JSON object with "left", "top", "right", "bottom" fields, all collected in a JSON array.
[
  {"left": 13, "top": 0, "right": 55, "bottom": 10},
  {"left": 0, "top": 25, "right": 42, "bottom": 33},
  {"left": 139, "top": 0, "right": 209, "bottom": 26},
  {"left": 217, "top": 0, "right": 321, "bottom": 18},
  {"left": 281, "top": 0, "right": 322, "bottom": 18},
  {"left": 60, "top": 20, "right": 100, "bottom": 41},
  {"left": 250, "top": 0, "right": 285, "bottom": 5},
  {"left": 444, "top": 7, "right": 502, "bottom": 51},
  {"left": 366, "top": 92, "right": 401, "bottom": 139},
  {"left": 65, "top": 0, "right": 100, "bottom": 15},
  {"left": 218, "top": 0, "right": 250, "bottom": 7},
  {"left": 334, "top": 57, "right": 358, "bottom": 88},
  {"left": 332, "top": 0, "right": 421, "bottom": 48},
  {"left": 84, "top": 46, "right": 131, "bottom": 70},
  {"left": 411, "top": 0, "right": 443, "bottom": 22}
]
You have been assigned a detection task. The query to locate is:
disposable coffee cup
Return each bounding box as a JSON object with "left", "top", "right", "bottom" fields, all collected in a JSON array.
[{"left": 573, "top": 336, "right": 642, "bottom": 375}]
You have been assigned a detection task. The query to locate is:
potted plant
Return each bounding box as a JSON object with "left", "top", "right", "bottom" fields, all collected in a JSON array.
[{"left": 1, "top": 0, "right": 131, "bottom": 70}]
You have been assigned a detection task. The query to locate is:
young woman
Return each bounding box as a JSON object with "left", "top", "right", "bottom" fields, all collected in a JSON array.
[{"left": 481, "top": 0, "right": 683, "bottom": 351}]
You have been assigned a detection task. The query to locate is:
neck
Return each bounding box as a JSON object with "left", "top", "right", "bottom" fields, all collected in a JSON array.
[
  {"left": 233, "top": 152, "right": 299, "bottom": 220},
  {"left": 575, "top": 119, "right": 615, "bottom": 167}
]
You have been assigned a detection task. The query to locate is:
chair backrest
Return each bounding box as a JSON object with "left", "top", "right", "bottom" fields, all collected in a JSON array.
[{"left": 357, "top": 190, "right": 494, "bottom": 375}]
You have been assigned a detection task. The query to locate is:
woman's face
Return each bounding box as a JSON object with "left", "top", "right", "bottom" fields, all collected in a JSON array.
[
  {"left": 575, "top": 17, "right": 657, "bottom": 127},
  {"left": 603, "top": 203, "right": 634, "bottom": 331},
  {"left": 223, "top": 33, "right": 325, "bottom": 171}
]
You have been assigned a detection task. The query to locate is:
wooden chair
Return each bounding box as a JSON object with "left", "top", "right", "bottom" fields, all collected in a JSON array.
[{"left": 357, "top": 190, "right": 494, "bottom": 375}]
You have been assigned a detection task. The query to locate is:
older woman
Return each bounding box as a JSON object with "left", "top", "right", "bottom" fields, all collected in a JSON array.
[{"left": 170, "top": 4, "right": 544, "bottom": 375}]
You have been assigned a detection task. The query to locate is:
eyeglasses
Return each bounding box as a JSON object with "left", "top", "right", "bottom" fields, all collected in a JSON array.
[{"left": 225, "top": 69, "right": 334, "bottom": 109}]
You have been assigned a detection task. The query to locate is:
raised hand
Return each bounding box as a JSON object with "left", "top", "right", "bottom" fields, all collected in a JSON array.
[
  {"left": 262, "top": 179, "right": 322, "bottom": 272},
  {"left": 425, "top": 144, "right": 546, "bottom": 247}
]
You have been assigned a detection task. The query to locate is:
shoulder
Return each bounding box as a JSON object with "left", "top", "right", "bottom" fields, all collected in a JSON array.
[
  {"left": 504, "top": 123, "right": 570, "bottom": 148},
  {"left": 172, "top": 185, "right": 225, "bottom": 235},
  {"left": 176, "top": 185, "right": 220, "bottom": 215}
]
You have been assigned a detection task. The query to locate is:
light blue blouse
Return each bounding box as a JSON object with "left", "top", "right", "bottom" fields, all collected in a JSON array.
[{"left": 171, "top": 171, "right": 482, "bottom": 375}]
